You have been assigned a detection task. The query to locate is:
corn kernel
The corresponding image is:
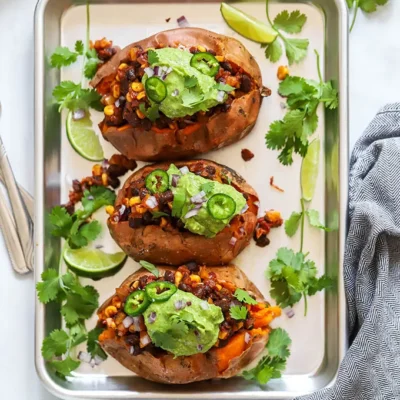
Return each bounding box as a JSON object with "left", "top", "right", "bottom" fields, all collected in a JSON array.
[
  {"left": 137, "top": 91, "right": 146, "bottom": 100},
  {"left": 118, "top": 63, "right": 128, "bottom": 70},
  {"left": 215, "top": 55, "right": 224, "bottom": 62},
  {"left": 190, "top": 275, "right": 201, "bottom": 283},
  {"left": 237, "top": 322, "right": 244, "bottom": 329},
  {"left": 106, "top": 317, "right": 116, "bottom": 329},
  {"left": 104, "top": 105, "right": 114, "bottom": 116},
  {"left": 112, "top": 84, "right": 121, "bottom": 99},
  {"left": 130, "top": 48, "right": 138, "bottom": 61},
  {"left": 101, "top": 173, "right": 108, "bottom": 186},
  {"left": 197, "top": 45, "right": 206, "bottom": 53},
  {"left": 129, "top": 196, "right": 141, "bottom": 206},
  {"left": 136, "top": 108, "right": 146, "bottom": 119},
  {"left": 208, "top": 297, "right": 214, "bottom": 304},
  {"left": 105, "top": 205, "right": 115, "bottom": 215},
  {"left": 92, "top": 164, "right": 102, "bottom": 176},
  {"left": 131, "top": 280, "right": 140, "bottom": 289},
  {"left": 126, "top": 93, "right": 133, "bottom": 102},
  {"left": 102, "top": 94, "right": 116, "bottom": 106},
  {"left": 277, "top": 65, "right": 289, "bottom": 81},
  {"left": 105, "top": 306, "right": 118, "bottom": 318},
  {"left": 218, "top": 330, "right": 228, "bottom": 340},
  {"left": 175, "top": 271, "right": 183, "bottom": 286},
  {"left": 215, "top": 284, "right": 222, "bottom": 291},
  {"left": 131, "top": 82, "right": 144, "bottom": 92},
  {"left": 160, "top": 217, "right": 168, "bottom": 228},
  {"left": 115, "top": 74, "right": 120, "bottom": 82}
]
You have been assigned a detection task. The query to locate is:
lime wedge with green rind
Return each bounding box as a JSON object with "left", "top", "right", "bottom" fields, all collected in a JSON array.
[
  {"left": 301, "top": 138, "right": 320, "bottom": 202},
  {"left": 220, "top": 2, "right": 278, "bottom": 44},
  {"left": 64, "top": 246, "right": 127, "bottom": 280},
  {"left": 66, "top": 110, "right": 104, "bottom": 161}
]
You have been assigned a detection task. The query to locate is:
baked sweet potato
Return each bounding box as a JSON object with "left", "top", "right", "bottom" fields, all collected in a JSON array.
[
  {"left": 91, "top": 28, "right": 267, "bottom": 161},
  {"left": 107, "top": 159, "right": 259, "bottom": 266},
  {"left": 97, "top": 265, "right": 281, "bottom": 384}
]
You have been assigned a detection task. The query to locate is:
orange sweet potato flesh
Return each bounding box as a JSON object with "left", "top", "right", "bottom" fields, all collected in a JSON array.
[{"left": 91, "top": 28, "right": 264, "bottom": 161}]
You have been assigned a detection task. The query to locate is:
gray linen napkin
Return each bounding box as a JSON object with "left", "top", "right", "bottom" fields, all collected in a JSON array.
[{"left": 298, "top": 103, "right": 400, "bottom": 400}]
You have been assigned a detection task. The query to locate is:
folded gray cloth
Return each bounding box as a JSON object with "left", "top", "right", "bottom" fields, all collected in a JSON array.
[{"left": 298, "top": 103, "right": 400, "bottom": 400}]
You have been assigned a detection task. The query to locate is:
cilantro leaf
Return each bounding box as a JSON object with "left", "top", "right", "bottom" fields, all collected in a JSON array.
[
  {"left": 347, "top": 0, "right": 355, "bottom": 6},
  {"left": 87, "top": 326, "right": 108, "bottom": 360},
  {"left": 184, "top": 76, "right": 198, "bottom": 88},
  {"left": 262, "top": 39, "right": 282, "bottom": 63},
  {"left": 234, "top": 288, "right": 258, "bottom": 305},
  {"left": 53, "top": 82, "right": 101, "bottom": 112},
  {"left": 270, "top": 280, "right": 302, "bottom": 309},
  {"left": 49, "top": 206, "right": 73, "bottom": 238},
  {"left": 201, "top": 182, "right": 215, "bottom": 194},
  {"left": 267, "top": 328, "right": 292, "bottom": 358},
  {"left": 284, "top": 211, "right": 302, "bottom": 237},
  {"left": 229, "top": 305, "right": 248, "bottom": 320},
  {"left": 215, "top": 83, "right": 235, "bottom": 92},
  {"left": 36, "top": 269, "right": 61, "bottom": 304},
  {"left": 139, "top": 260, "right": 159, "bottom": 277},
  {"left": 50, "top": 47, "right": 79, "bottom": 68},
  {"left": 79, "top": 220, "right": 102, "bottom": 241},
  {"left": 147, "top": 50, "right": 159, "bottom": 65},
  {"left": 75, "top": 40, "right": 84, "bottom": 55},
  {"left": 306, "top": 209, "right": 331, "bottom": 231},
  {"left": 283, "top": 37, "right": 309, "bottom": 65},
  {"left": 273, "top": 10, "right": 307, "bottom": 34},
  {"left": 321, "top": 82, "right": 339, "bottom": 110},
  {"left": 84, "top": 49, "right": 102, "bottom": 79},
  {"left": 359, "top": 0, "right": 388, "bottom": 13},
  {"left": 49, "top": 357, "right": 80, "bottom": 379},
  {"left": 69, "top": 322, "right": 87, "bottom": 347},
  {"left": 307, "top": 275, "right": 335, "bottom": 296},
  {"left": 151, "top": 211, "right": 170, "bottom": 219},
  {"left": 42, "top": 329, "right": 70, "bottom": 360},
  {"left": 181, "top": 89, "right": 204, "bottom": 107},
  {"left": 79, "top": 186, "right": 116, "bottom": 219},
  {"left": 139, "top": 103, "right": 160, "bottom": 122}
]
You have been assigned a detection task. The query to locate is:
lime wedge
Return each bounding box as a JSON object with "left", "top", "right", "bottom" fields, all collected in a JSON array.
[
  {"left": 301, "top": 138, "right": 320, "bottom": 202},
  {"left": 220, "top": 2, "right": 277, "bottom": 44},
  {"left": 64, "top": 246, "right": 127, "bottom": 280},
  {"left": 66, "top": 110, "right": 104, "bottom": 161}
]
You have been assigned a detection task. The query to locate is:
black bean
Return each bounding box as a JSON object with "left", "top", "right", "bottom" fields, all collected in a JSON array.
[
  {"left": 220, "top": 62, "right": 232, "bottom": 73},
  {"left": 158, "top": 190, "right": 174, "bottom": 205},
  {"left": 72, "top": 179, "right": 82, "bottom": 192},
  {"left": 205, "top": 166, "right": 216, "bottom": 176},
  {"left": 108, "top": 164, "right": 127, "bottom": 178},
  {"left": 123, "top": 106, "right": 142, "bottom": 127},
  {"left": 178, "top": 282, "right": 192, "bottom": 293},
  {"left": 124, "top": 334, "right": 140, "bottom": 346},
  {"left": 141, "top": 118, "right": 152, "bottom": 131},
  {"left": 240, "top": 74, "right": 252, "bottom": 93},
  {"left": 255, "top": 233, "right": 270, "bottom": 247},
  {"left": 129, "top": 217, "right": 143, "bottom": 229},
  {"left": 63, "top": 203, "right": 75, "bottom": 215},
  {"left": 213, "top": 298, "right": 231, "bottom": 313},
  {"left": 244, "top": 317, "right": 254, "bottom": 330},
  {"left": 126, "top": 68, "right": 136, "bottom": 81},
  {"left": 164, "top": 270, "right": 175, "bottom": 283},
  {"left": 108, "top": 177, "right": 120, "bottom": 189},
  {"left": 130, "top": 187, "right": 140, "bottom": 197},
  {"left": 185, "top": 261, "right": 199, "bottom": 273},
  {"left": 142, "top": 211, "right": 154, "bottom": 225},
  {"left": 139, "top": 188, "right": 150, "bottom": 199}
]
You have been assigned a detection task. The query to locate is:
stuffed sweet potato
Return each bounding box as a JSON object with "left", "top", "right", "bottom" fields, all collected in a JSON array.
[
  {"left": 97, "top": 264, "right": 281, "bottom": 384},
  {"left": 91, "top": 28, "right": 268, "bottom": 161},
  {"left": 106, "top": 159, "right": 259, "bottom": 266}
]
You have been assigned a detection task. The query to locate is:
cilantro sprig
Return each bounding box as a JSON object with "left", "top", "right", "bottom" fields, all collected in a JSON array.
[
  {"left": 230, "top": 305, "right": 248, "bottom": 320},
  {"left": 37, "top": 270, "right": 106, "bottom": 379},
  {"left": 265, "top": 50, "right": 338, "bottom": 166},
  {"left": 242, "top": 328, "right": 291, "bottom": 385},
  {"left": 49, "top": 186, "right": 115, "bottom": 249},
  {"left": 262, "top": 1, "right": 309, "bottom": 65},
  {"left": 348, "top": 0, "right": 388, "bottom": 32}
]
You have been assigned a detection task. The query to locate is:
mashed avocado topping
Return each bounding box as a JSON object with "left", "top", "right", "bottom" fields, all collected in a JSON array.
[
  {"left": 143, "top": 48, "right": 231, "bottom": 119},
  {"left": 143, "top": 290, "right": 223, "bottom": 356},
  {"left": 167, "top": 164, "right": 246, "bottom": 238}
]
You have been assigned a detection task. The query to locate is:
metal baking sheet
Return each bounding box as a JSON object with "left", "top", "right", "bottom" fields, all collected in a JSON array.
[{"left": 34, "top": 0, "right": 349, "bottom": 398}]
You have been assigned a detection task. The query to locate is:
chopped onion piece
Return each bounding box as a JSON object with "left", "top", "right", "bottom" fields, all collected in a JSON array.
[
  {"left": 177, "top": 15, "right": 190, "bottom": 27},
  {"left": 140, "top": 333, "right": 151, "bottom": 347},
  {"left": 129, "top": 346, "right": 135, "bottom": 355},
  {"left": 94, "top": 355, "right": 104, "bottom": 366},
  {"left": 148, "top": 312, "right": 157, "bottom": 324},
  {"left": 241, "top": 203, "right": 249, "bottom": 214},
  {"left": 171, "top": 174, "right": 180, "bottom": 187},
  {"left": 78, "top": 351, "right": 92, "bottom": 363},
  {"left": 119, "top": 204, "right": 126, "bottom": 215},
  {"left": 178, "top": 44, "right": 187, "bottom": 51},
  {"left": 132, "top": 316, "right": 142, "bottom": 332},
  {"left": 197, "top": 344, "right": 203, "bottom": 351},
  {"left": 102, "top": 159, "right": 109, "bottom": 169},
  {"left": 179, "top": 166, "right": 189, "bottom": 175},
  {"left": 144, "top": 67, "right": 154, "bottom": 77},
  {"left": 174, "top": 300, "right": 186, "bottom": 310},
  {"left": 284, "top": 307, "right": 295, "bottom": 318},
  {"left": 73, "top": 109, "right": 86, "bottom": 121},
  {"left": 145, "top": 196, "right": 158, "bottom": 209},
  {"left": 216, "top": 90, "right": 225, "bottom": 103},
  {"left": 153, "top": 66, "right": 160, "bottom": 76},
  {"left": 190, "top": 191, "right": 206, "bottom": 204},
  {"left": 253, "top": 201, "right": 260, "bottom": 207},
  {"left": 200, "top": 302, "right": 209, "bottom": 310},
  {"left": 87, "top": 195, "right": 94, "bottom": 201},
  {"left": 166, "top": 67, "right": 173, "bottom": 74},
  {"left": 122, "top": 316, "right": 134, "bottom": 329},
  {"left": 244, "top": 332, "right": 251, "bottom": 344},
  {"left": 229, "top": 236, "right": 238, "bottom": 246},
  {"left": 90, "top": 358, "right": 96, "bottom": 368},
  {"left": 239, "top": 226, "right": 245, "bottom": 235},
  {"left": 171, "top": 89, "right": 179, "bottom": 97},
  {"left": 184, "top": 207, "right": 200, "bottom": 219}
]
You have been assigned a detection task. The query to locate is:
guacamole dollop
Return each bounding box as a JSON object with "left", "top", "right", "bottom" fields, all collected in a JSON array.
[
  {"left": 143, "top": 48, "right": 226, "bottom": 119},
  {"left": 143, "top": 290, "right": 223, "bottom": 356},
  {"left": 167, "top": 164, "right": 246, "bottom": 238}
]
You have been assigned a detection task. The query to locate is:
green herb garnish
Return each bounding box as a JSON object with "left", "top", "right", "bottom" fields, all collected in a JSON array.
[
  {"left": 348, "top": 0, "right": 388, "bottom": 32},
  {"left": 139, "top": 260, "right": 160, "bottom": 277},
  {"left": 229, "top": 305, "right": 248, "bottom": 320},
  {"left": 234, "top": 288, "right": 258, "bottom": 305}
]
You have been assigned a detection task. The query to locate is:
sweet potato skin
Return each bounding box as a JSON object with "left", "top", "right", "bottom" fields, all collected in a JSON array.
[
  {"left": 98, "top": 265, "right": 269, "bottom": 384},
  {"left": 108, "top": 160, "right": 259, "bottom": 266},
  {"left": 91, "top": 28, "right": 263, "bottom": 161}
]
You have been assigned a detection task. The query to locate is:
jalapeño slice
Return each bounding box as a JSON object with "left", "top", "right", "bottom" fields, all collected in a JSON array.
[
  {"left": 145, "top": 281, "right": 177, "bottom": 302},
  {"left": 207, "top": 193, "right": 236, "bottom": 220},
  {"left": 145, "top": 76, "right": 167, "bottom": 103},
  {"left": 124, "top": 290, "right": 150, "bottom": 316},
  {"left": 190, "top": 52, "right": 220, "bottom": 77},
  {"left": 145, "top": 169, "right": 169, "bottom": 194}
]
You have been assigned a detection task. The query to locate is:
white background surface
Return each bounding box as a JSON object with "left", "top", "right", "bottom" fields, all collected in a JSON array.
[{"left": 0, "top": 0, "right": 399, "bottom": 399}]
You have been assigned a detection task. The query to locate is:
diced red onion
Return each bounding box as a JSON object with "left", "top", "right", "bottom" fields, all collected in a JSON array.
[
  {"left": 229, "top": 236, "right": 238, "bottom": 246},
  {"left": 132, "top": 316, "right": 142, "bottom": 332},
  {"left": 171, "top": 174, "right": 180, "bottom": 187},
  {"left": 148, "top": 311, "right": 157, "bottom": 324},
  {"left": 115, "top": 98, "right": 121, "bottom": 108},
  {"left": 284, "top": 307, "right": 295, "bottom": 318},
  {"left": 190, "top": 191, "right": 206, "bottom": 204},
  {"left": 177, "top": 15, "right": 190, "bottom": 27},
  {"left": 140, "top": 333, "right": 151, "bottom": 347},
  {"left": 241, "top": 203, "right": 249, "bottom": 214},
  {"left": 179, "top": 166, "right": 189, "bottom": 175},
  {"left": 186, "top": 301, "right": 192, "bottom": 306},
  {"left": 200, "top": 301, "right": 209, "bottom": 310},
  {"left": 178, "top": 44, "right": 187, "bottom": 51},
  {"left": 101, "top": 158, "right": 109, "bottom": 169},
  {"left": 87, "top": 195, "right": 94, "bottom": 201},
  {"left": 94, "top": 355, "right": 104, "bottom": 366},
  {"left": 119, "top": 205, "right": 126, "bottom": 216},
  {"left": 144, "top": 67, "right": 154, "bottom": 77},
  {"left": 122, "top": 316, "right": 134, "bottom": 329},
  {"left": 244, "top": 332, "right": 251, "bottom": 344},
  {"left": 216, "top": 90, "right": 225, "bottom": 103},
  {"left": 184, "top": 207, "right": 201, "bottom": 219},
  {"left": 166, "top": 67, "right": 173, "bottom": 74},
  {"left": 174, "top": 299, "right": 186, "bottom": 310},
  {"left": 197, "top": 344, "right": 203, "bottom": 351},
  {"left": 78, "top": 351, "right": 92, "bottom": 363},
  {"left": 239, "top": 226, "right": 245, "bottom": 235},
  {"left": 171, "top": 89, "right": 179, "bottom": 97},
  {"left": 73, "top": 109, "right": 86, "bottom": 121},
  {"left": 194, "top": 330, "right": 200, "bottom": 337},
  {"left": 90, "top": 358, "right": 96, "bottom": 368},
  {"left": 145, "top": 196, "right": 158, "bottom": 209},
  {"left": 129, "top": 346, "right": 135, "bottom": 355}
]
